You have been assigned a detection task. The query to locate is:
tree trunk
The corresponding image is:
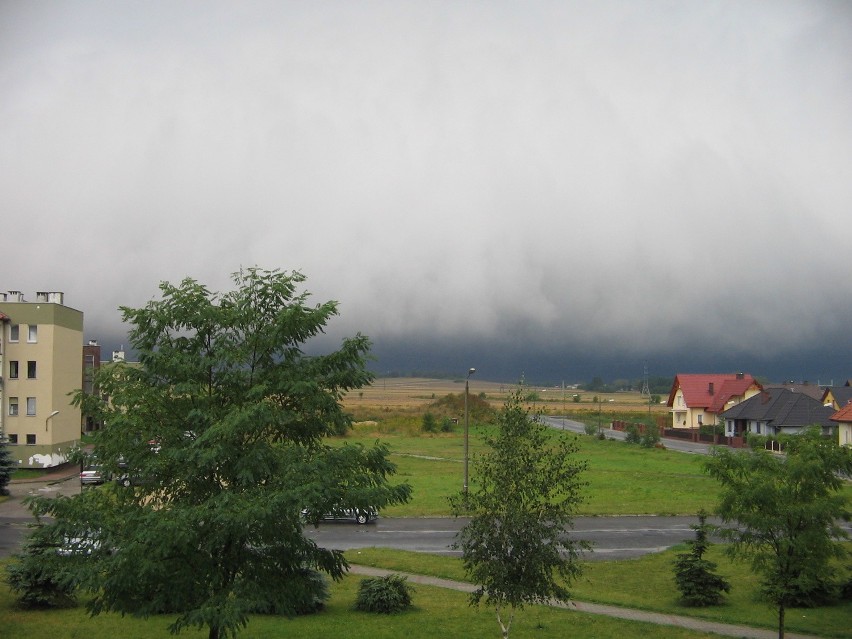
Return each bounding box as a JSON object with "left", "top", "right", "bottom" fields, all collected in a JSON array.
[
  {"left": 209, "top": 625, "right": 220, "bottom": 639},
  {"left": 778, "top": 603, "right": 785, "bottom": 639},
  {"left": 495, "top": 606, "right": 514, "bottom": 639}
]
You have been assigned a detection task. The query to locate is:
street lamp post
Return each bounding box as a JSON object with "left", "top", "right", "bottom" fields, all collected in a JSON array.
[
  {"left": 45, "top": 410, "right": 60, "bottom": 432},
  {"left": 463, "top": 367, "right": 476, "bottom": 501}
]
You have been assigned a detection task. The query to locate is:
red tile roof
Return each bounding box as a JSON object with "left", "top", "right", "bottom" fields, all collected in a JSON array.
[
  {"left": 830, "top": 402, "right": 852, "bottom": 423},
  {"left": 667, "top": 373, "right": 762, "bottom": 413}
]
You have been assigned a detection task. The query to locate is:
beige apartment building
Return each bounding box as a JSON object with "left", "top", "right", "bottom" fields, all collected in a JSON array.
[{"left": 0, "top": 291, "right": 83, "bottom": 468}]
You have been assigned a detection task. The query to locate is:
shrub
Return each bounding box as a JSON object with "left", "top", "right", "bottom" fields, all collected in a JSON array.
[
  {"left": 354, "top": 574, "right": 414, "bottom": 613},
  {"left": 440, "top": 417, "right": 454, "bottom": 433},
  {"left": 583, "top": 422, "right": 599, "bottom": 437},
  {"left": 624, "top": 424, "right": 642, "bottom": 445},
  {"left": 0, "top": 438, "right": 14, "bottom": 496},
  {"left": 640, "top": 423, "right": 661, "bottom": 448},
  {"left": 246, "top": 567, "right": 329, "bottom": 615},
  {"left": 422, "top": 412, "right": 438, "bottom": 433},
  {"left": 6, "top": 533, "right": 78, "bottom": 609}
]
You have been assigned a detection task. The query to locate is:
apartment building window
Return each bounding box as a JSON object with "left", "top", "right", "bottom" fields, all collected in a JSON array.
[
  {"left": 27, "top": 325, "right": 37, "bottom": 343},
  {"left": 9, "top": 324, "right": 19, "bottom": 341},
  {"left": 26, "top": 397, "right": 36, "bottom": 416},
  {"left": 26, "top": 434, "right": 36, "bottom": 445},
  {"left": 7, "top": 434, "right": 18, "bottom": 444},
  {"left": 9, "top": 360, "right": 18, "bottom": 379},
  {"left": 27, "top": 361, "right": 36, "bottom": 378},
  {"left": 8, "top": 397, "right": 18, "bottom": 416}
]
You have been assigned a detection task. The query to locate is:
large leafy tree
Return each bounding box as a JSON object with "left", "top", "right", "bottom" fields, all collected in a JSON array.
[
  {"left": 705, "top": 429, "right": 852, "bottom": 639},
  {"left": 450, "top": 389, "right": 589, "bottom": 639},
  {"left": 23, "top": 268, "right": 410, "bottom": 639}
]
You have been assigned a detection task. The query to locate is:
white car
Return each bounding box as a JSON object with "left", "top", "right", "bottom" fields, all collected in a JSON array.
[{"left": 80, "top": 465, "right": 107, "bottom": 486}]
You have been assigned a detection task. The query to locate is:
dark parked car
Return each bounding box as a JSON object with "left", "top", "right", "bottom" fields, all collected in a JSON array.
[{"left": 301, "top": 506, "right": 378, "bottom": 525}]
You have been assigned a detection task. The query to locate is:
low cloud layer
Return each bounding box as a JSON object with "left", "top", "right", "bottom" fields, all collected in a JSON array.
[{"left": 2, "top": 2, "right": 850, "bottom": 382}]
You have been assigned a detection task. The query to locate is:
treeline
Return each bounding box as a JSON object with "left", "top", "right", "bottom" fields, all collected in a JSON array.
[{"left": 581, "top": 375, "right": 672, "bottom": 395}]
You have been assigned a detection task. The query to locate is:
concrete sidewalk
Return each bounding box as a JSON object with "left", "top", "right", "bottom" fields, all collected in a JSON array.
[{"left": 348, "top": 565, "right": 823, "bottom": 639}]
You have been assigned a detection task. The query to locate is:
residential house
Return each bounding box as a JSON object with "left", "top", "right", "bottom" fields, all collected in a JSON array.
[
  {"left": 667, "top": 373, "right": 762, "bottom": 430},
  {"left": 0, "top": 291, "right": 83, "bottom": 468},
  {"left": 763, "top": 381, "right": 825, "bottom": 401},
  {"left": 821, "top": 381, "right": 852, "bottom": 410},
  {"left": 720, "top": 387, "right": 836, "bottom": 439},
  {"left": 830, "top": 402, "right": 852, "bottom": 447}
]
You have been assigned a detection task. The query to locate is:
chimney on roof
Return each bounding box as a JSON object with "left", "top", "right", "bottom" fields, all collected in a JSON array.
[
  {"left": 736, "top": 372, "right": 744, "bottom": 380},
  {"left": 36, "top": 291, "right": 64, "bottom": 304},
  {"left": 708, "top": 382, "right": 715, "bottom": 395}
]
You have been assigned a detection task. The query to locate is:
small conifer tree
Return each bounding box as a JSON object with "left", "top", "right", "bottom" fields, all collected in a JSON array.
[{"left": 673, "top": 510, "right": 731, "bottom": 606}]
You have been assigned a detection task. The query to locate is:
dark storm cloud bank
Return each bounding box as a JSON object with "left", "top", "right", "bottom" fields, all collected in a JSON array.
[{"left": 366, "top": 336, "right": 851, "bottom": 388}]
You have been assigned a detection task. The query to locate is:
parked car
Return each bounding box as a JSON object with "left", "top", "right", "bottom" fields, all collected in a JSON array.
[
  {"left": 301, "top": 506, "right": 378, "bottom": 525},
  {"left": 80, "top": 465, "right": 107, "bottom": 486}
]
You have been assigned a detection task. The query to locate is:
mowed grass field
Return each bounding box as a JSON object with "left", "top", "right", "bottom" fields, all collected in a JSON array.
[{"left": 340, "top": 378, "right": 715, "bottom": 516}]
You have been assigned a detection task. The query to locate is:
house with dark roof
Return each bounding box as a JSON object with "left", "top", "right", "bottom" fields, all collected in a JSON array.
[
  {"left": 667, "top": 373, "right": 762, "bottom": 430},
  {"left": 720, "top": 387, "right": 836, "bottom": 439},
  {"left": 821, "top": 381, "right": 852, "bottom": 410},
  {"left": 830, "top": 402, "right": 852, "bottom": 447}
]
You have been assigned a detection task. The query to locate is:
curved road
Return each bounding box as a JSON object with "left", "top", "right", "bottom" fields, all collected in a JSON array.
[{"left": 542, "top": 415, "right": 718, "bottom": 455}]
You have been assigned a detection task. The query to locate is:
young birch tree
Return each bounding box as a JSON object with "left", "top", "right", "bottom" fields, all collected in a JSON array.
[{"left": 450, "top": 389, "right": 589, "bottom": 639}]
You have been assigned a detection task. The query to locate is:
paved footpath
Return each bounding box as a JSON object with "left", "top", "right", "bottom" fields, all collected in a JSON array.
[{"left": 348, "top": 565, "right": 823, "bottom": 639}]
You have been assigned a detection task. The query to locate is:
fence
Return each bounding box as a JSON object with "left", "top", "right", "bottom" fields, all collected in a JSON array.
[{"left": 610, "top": 420, "right": 747, "bottom": 448}]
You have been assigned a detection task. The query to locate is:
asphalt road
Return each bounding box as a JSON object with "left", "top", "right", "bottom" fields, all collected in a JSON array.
[
  {"left": 304, "top": 515, "right": 703, "bottom": 561},
  {"left": 0, "top": 474, "right": 703, "bottom": 561}
]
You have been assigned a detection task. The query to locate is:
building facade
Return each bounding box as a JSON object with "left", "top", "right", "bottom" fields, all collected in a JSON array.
[{"left": 0, "top": 291, "right": 83, "bottom": 468}]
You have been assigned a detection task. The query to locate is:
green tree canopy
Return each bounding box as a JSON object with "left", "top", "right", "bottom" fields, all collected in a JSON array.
[
  {"left": 0, "top": 437, "right": 14, "bottom": 496},
  {"left": 22, "top": 268, "right": 411, "bottom": 639},
  {"left": 705, "top": 429, "right": 851, "bottom": 638},
  {"left": 450, "top": 390, "right": 589, "bottom": 639}
]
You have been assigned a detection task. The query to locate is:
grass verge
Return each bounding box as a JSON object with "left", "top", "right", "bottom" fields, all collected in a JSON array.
[
  {"left": 347, "top": 547, "right": 852, "bottom": 638},
  {"left": 0, "top": 560, "right": 748, "bottom": 639}
]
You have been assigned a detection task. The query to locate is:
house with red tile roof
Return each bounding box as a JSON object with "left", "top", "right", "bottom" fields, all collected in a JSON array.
[
  {"left": 667, "top": 373, "right": 762, "bottom": 430},
  {"left": 830, "top": 402, "right": 852, "bottom": 447}
]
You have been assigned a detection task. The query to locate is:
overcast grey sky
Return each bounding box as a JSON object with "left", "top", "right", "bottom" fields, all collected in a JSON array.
[{"left": 2, "top": 1, "right": 850, "bottom": 383}]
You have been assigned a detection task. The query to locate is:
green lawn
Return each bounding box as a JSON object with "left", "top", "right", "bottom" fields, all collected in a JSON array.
[
  {"left": 0, "top": 564, "right": 745, "bottom": 639},
  {"left": 347, "top": 546, "right": 852, "bottom": 639},
  {"left": 341, "top": 425, "right": 721, "bottom": 516}
]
